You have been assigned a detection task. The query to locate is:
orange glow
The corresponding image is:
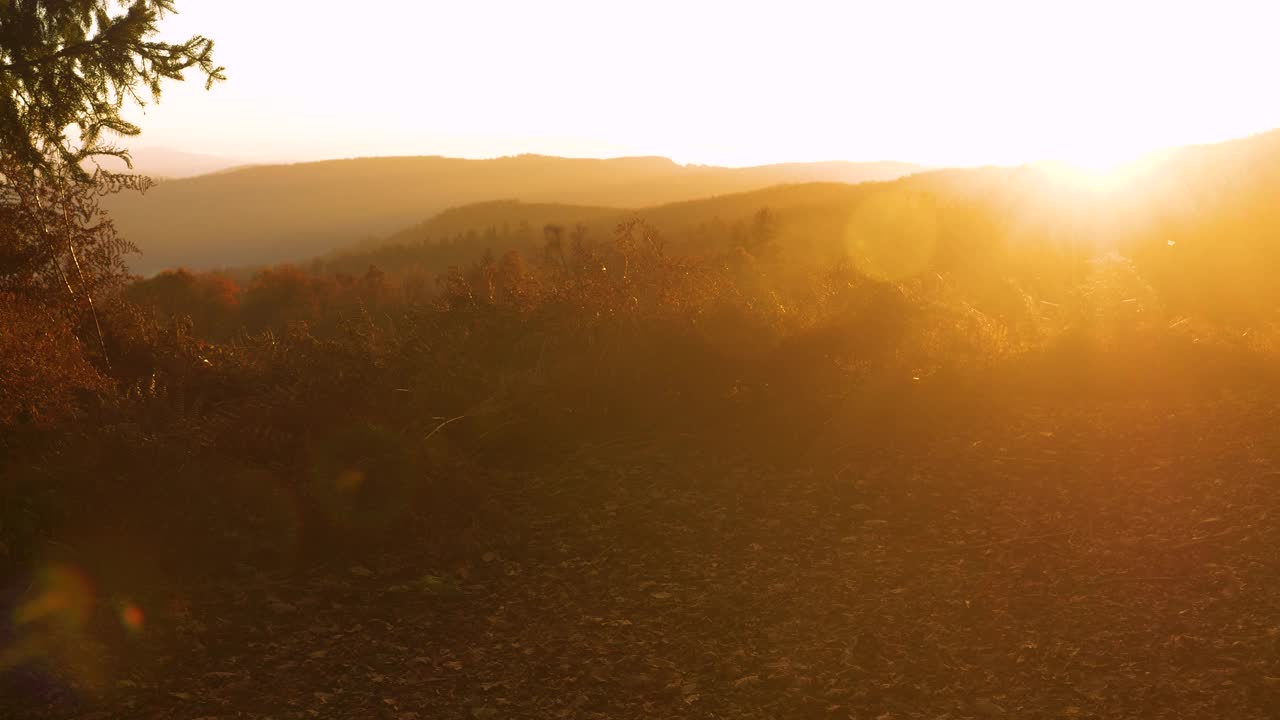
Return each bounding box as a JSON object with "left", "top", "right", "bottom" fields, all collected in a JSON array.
[
  {"left": 120, "top": 602, "right": 145, "bottom": 634},
  {"left": 336, "top": 469, "right": 365, "bottom": 493}
]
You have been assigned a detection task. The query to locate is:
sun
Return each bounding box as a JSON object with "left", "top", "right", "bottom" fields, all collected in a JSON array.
[
  {"left": 1039, "top": 140, "right": 1152, "bottom": 192},
  {"left": 1064, "top": 147, "right": 1132, "bottom": 175}
]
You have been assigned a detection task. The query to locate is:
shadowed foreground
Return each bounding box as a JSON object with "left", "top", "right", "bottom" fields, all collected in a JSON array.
[{"left": 13, "top": 396, "right": 1280, "bottom": 720}]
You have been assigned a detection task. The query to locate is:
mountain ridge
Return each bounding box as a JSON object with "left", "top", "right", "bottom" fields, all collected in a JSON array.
[{"left": 104, "top": 154, "right": 923, "bottom": 274}]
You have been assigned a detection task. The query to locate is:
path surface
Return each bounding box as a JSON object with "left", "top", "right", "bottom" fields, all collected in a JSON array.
[{"left": 14, "top": 399, "right": 1280, "bottom": 719}]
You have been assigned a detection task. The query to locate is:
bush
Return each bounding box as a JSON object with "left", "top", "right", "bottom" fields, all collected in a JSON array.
[{"left": 0, "top": 292, "right": 107, "bottom": 431}]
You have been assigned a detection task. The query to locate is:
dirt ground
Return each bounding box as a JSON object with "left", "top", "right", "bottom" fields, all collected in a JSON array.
[{"left": 10, "top": 396, "right": 1280, "bottom": 719}]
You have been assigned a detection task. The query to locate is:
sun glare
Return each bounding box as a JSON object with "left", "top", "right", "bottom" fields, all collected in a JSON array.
[
  {"left": 1040, "top": 161, "right": 1126, "bottom": 192},
  {"left": 1038, "top": 147, "right": 1152, "bottom": 192},
  {"left": 1033, "top": 130, "right": 1177, "bottom": 192}
]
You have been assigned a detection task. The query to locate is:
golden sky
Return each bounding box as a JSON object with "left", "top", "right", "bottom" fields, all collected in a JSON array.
[{"left": 135, "top": 0, "right": 1280, "bottom": 168}]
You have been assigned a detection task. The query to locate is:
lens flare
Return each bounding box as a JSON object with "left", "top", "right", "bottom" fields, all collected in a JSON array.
[
  {"left": 12, "top": 564, "right": 93, "bottom": 629},
  {"left": 119, "top": 602, "right": 145, "bottom": 634},
  {"left": 844, "top": 191, "right": 939, "bottom": 281},
  {"left": 2, "top": 563, "right": 107, "bottom": 690},
  {"left": 336, "top": 469, "right": 366, "bottom": 493}
]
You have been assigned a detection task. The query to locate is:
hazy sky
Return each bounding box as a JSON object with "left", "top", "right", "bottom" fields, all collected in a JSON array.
[{"left": 132, "top": 0, "right": 1280, "bottom": 168}]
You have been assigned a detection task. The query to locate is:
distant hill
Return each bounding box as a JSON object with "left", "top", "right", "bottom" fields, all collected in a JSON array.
[
  {"left": 322, "top": 129, "right": 1280, "bottom": 320},
  {"left": 316, "top": 179, "right": 898, "bottom": 270},
  {"left": 90, "top": 146, "right": 251, "bottom": 179},
  {"left": 101, "top": 155, "right": 923, "bottom": 274},
  {"left": 320, "top": 182, "right": 917, "bottom": 278}
]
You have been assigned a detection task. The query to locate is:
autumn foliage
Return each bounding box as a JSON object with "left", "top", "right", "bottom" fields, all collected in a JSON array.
[{"left": 4, "top": 183, "right": 1280, "bottom": 581}]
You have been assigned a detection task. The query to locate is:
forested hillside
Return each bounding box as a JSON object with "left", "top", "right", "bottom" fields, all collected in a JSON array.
[
  {"left": 102, "top": 155, "right": 921, "bottom": 273},
  {"left": 316, "top": 129, "right": 1280, "bottom": 323}
]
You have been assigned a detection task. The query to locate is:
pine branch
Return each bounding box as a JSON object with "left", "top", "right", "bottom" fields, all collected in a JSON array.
[{"left": 0, "top": 35, "right": 114, "bottom": 72}]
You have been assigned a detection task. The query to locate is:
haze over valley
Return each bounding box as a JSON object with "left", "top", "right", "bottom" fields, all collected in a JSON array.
[{"left": 106, "top": 155, "right": 922, "bottom": 273}]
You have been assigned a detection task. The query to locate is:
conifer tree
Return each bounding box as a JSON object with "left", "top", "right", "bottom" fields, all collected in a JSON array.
[
  {"left": 0, "top": 1, "right": 222, "bottom": 368},
  {"left": 0, "top": 0, "right": 224, "bottom": 177}
]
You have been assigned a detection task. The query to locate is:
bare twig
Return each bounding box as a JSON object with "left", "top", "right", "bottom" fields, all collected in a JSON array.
[
  {"left": 61, "top": 201, "right": 111, "bottom": 369},
  {"left": 424, "top": 415, "right": 469, "bottom": 443}
]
